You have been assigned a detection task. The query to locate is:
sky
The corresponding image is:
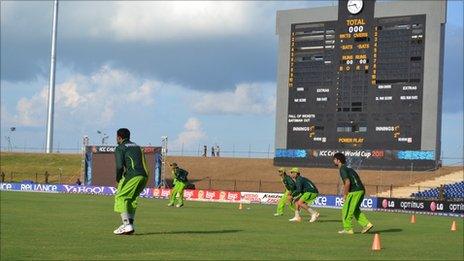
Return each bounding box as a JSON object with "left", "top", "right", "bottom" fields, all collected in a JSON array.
[{"left": 0, "top": 1, "right": 463, "bottom": 162}]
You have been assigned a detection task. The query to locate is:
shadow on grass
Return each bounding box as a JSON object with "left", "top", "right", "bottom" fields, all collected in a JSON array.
[
  {"left": 370, "top": 228, "right": 402, "bottom": 233},
  {"left": 135, "top": 229, "right": 243, "bottom": 236},
  {"left": 316, "top": 220, "right": 340, "bottom": 223}
]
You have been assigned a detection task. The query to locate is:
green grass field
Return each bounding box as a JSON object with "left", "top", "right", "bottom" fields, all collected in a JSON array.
[
  {"left": 0, "top": 153, "right": 82, "bottom": 183},
  {"left": 1, "top": 191, "right": 463, "bottom": 260}
]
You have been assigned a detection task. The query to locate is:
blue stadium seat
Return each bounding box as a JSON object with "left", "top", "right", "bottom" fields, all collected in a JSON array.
[{"left": 411, "top": 180, "right": 464, "bottom": 200}]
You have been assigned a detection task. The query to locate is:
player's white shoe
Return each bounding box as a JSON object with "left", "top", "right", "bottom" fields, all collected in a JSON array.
[
  {"left": 113, "top": 224, "right": 134, "bottom": 235},
  {"left": 167, "top": 202, "right": 174, "bottom": 207},
  {"left": 176, "top": 203, "right": 184, "bottom": 208},
  {"left": 309, "top": 212, "right": 320, "bottom": 223},
  {"left": 289, "top": 216, "right": 301, "bottom": 222},
  {"left": 338, "top": 229, "right": 354, "bottom": 234},
  {"left": 274, "top": 213, "right": 283, "bottom": 216},
  {"left": 361, "top": 223, "right": 374, "bottom": 234}
]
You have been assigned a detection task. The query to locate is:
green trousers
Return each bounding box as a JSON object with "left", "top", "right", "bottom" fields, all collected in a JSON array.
[
  {"left": 114, "top": 175, "right": 147, "bottom": 214},
  {"left": 169, "top": 180, "right": 187, "bottom": 205},
  {"left": 276, "top": 190, "right": 295, "bottom": 214},
  {"left": 300, "top": 192, "right": 318, "bottom": 205},
  {"left": 342, "top": 190, "right": 370, "bottom": 230}
]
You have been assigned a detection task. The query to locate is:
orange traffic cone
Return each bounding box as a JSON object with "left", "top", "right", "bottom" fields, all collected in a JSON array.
[
  {"left": 451, "top": 220, "right": 457, "bottom": 231},
  {"left": 239, "top": 203, "right": 243, "bottom": 210},
  {"left": 410, "top": 214, "right": 416, "bottom": 224},
  {"left": 371, "top": 233, "right": 381, "bottom": 251}
]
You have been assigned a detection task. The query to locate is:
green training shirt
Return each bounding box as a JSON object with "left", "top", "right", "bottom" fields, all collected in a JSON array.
[
  {"left": 339, "top": 165, "right": 365, "bottom": 192},
  {"left": 172, "top": 168, "right": 189, "bottom": 183},
  {"left": 115, "top": 139, "right": 148, "bottom": 183},
  {"left": 291, "top": 175, "right": 318, "bottom": 197},
  {"left": 282, "top": 173, "right": 296, "bottom": 192}
]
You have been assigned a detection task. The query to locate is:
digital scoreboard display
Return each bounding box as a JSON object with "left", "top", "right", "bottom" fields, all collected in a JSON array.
[{"left": 279, "top": 0, "right": 434, "bottom": 169}]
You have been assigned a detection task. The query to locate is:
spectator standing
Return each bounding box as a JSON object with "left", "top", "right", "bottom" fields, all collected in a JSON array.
[
  {"left": 211, "top": 146, "right": 215, "bottom": 157},
  {"left": 202, "top": 145, "right": 207, "bottom": 157},
  {"left": 216, "top": 145, "right": 220, "bottom": 157}
]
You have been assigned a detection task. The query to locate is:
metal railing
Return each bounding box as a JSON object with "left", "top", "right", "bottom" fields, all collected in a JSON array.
[{"left": 1, "top": 171, "right": 68, "bottom": 185}]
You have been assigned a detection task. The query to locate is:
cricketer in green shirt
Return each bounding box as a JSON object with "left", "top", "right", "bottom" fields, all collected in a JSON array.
[
  {"left": 288, "top": 168, "right": 320, "bottom": 223},
  {"left": 333, "top": 152, "right": 373, "bottom": 234},
  {"left": 113, "top": 128, "right": 148, "bottom": 235},
  {"left": 291, "top": 174, "right": 319, "bottom": 203},
  {"left": 168, "top": 163, "right": 189, "bottom": 207},
  {"left": 274, "top": 168, "right": 296, "bottom": 216}
]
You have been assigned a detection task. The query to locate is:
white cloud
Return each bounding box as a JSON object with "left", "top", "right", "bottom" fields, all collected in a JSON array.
[
  {"left": 107, "top": 1, "right": 252, "bottom": 42},
  {"left": 2, "top": 1, "right": 322, "bottom": 42},
  {"left": 192, "top": 82, "right": 276, "bottom": 115},
  {"left": 172, "top": 117, "right": 206, "bottom": 149},
  {"left": 127, "top": 82, "right": 155, "bottom": 105},
  {"left": 14, "top": 88, "right": 48, "bottom": 126},
  {"left": 5, "top": 65, "right": 158, "bottom": 127}
]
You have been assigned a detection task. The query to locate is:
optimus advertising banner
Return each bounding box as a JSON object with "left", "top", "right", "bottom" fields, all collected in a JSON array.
[{"left": 377, "top": 197, "right": 464, "bottom": 217}]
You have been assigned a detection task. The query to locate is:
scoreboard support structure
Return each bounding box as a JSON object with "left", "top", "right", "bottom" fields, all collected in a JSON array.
[{"left": 274, "top": 0, "right": 446, "bottom": 170}]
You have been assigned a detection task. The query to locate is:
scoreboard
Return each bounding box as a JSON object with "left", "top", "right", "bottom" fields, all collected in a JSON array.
[{"left": 275, "top": 0, "right": 446, "bottom": 170}]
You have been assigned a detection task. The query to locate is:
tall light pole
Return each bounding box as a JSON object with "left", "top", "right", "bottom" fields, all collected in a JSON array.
[
  {"left": 45, "top": 0, "right": 59, "bottom": 153},
  {"left": 97, "top": 130, "right": 108, "bottom": 145}
]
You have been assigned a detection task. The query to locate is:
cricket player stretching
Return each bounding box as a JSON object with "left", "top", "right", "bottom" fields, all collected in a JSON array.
[
  {"left": 113, "top": 128, "right": 148, "bottom": 235},
  {"left": 288, "top": 168, "right": 320, "bottom": 223},
  {"left": 333, "top": 153, "right": 373, "bottom": 234},
  {"left": 167, "top": 163, "right": 189, "bottom": 208},
  {"left": 274, "top": 168, "right": 296, "bottom": 216}
]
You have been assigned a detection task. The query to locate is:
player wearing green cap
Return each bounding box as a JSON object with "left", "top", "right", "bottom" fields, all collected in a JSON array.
[
  {"left": 273, "top": 168, "right": 296, "bottom": 216},
  {"left": 288, "top": 167, "right": 320, "bottom": 222},
  {"left": 333, "top": 152, "right": 373, "bottom": 234},
  {"left": 167, "top": 163, "right": 189, "bottom": 208}
]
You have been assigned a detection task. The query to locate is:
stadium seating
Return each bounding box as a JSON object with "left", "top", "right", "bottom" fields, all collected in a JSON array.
[{"left": 411, "top": 181, "right": 464, "bottom": 200}]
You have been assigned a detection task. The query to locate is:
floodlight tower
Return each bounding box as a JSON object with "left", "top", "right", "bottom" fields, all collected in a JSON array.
[{"left": 45, "top": 0, "right": 59, "bottom": 153}]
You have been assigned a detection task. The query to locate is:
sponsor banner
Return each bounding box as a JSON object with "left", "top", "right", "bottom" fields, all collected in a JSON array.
[
  {"left": 61, "top": 184, "right": 116, "bottom": 195},
  {"left": 311, "top": 195, "right": 377, "bottom": 210},
  {"left": 275, "top": 149, "right": 307, "bottom": 158},
  {"left": 396, "top": 150, "right": 435, "bottom": 160},
  {"left": 240, "top": 192, "right": 283, "bottom": 205},
  {"left": 275, "top": 148, "right": 436, "bottom": 161},
  {"left": 89, "top": 146, "right": 116, "bottom": 154},
  {"left": 153, "top": 188, "right": 242, "bottom": 203},
  {"left": 2, "top": 182, "right": 460, "bottom": 216},
  {"left": 0, "top": 182, "right": 155, "bottom": 198},
  {"left": 85, "top": 146, "right": 158, "bottom": 154},
  {"left": 240, "top": 192, "right": 377, "bottom": 210},
  {"left": 153, "top": 188, "right": 172, "bottom": 199},
  {"left": 377, "top": 197, "right": 464, "bottom": 217},
  {"left": 0, "top": 182, "right": 61, "bottom": 193}
]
